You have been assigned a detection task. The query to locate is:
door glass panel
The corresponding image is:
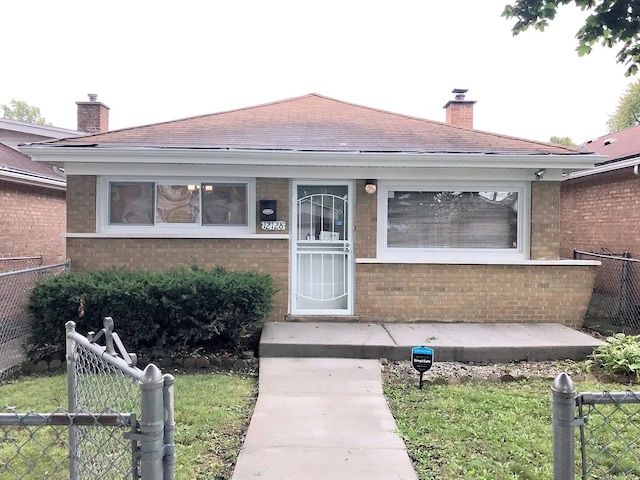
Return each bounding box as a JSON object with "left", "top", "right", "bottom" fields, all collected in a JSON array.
[
  {"left": 294, "top": 185, "right": 350, "bottom": 312},
  {"left": 296, "top": 185, "right": 348, "bottom": 241}
]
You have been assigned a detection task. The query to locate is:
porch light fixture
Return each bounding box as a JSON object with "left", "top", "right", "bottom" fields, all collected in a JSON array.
[
  {"left": 534, "top": 169, "right": 546, "bottom": 180},
  {"left": 365, "top": 179, "right": 377, "bottom": 194}
]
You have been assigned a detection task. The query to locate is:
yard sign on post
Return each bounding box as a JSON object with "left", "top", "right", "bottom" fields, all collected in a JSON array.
[{"left": 411, "top": 346, "right": 434, "bottom": 389}]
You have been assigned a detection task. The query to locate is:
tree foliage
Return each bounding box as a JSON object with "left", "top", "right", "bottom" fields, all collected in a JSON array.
[
  {"left": 607, "top": 80, "right": 640, "bottom": 131},
  {"left": 549, "top": 135, "right": 576, "bottom": 146},
  {"left": 1, "top": 99, "right": 49, "bottom": 124},
  {"left": 503, "top": 0, "right": 640, "bottom": 76}
]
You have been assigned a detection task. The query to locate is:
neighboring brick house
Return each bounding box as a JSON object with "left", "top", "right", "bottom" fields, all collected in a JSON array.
[
  {"left": 22, "top": 92, "right": 603, "bottom": 327},
  {"left": 0, "top": 119, "right": 81, "bottom": 264},
  {"left": 561, "top": 125, "right": 640, "bottom": 258}
]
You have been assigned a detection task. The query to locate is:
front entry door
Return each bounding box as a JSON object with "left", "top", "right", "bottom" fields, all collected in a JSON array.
[{"left": 291, "top": 183, "right": 353, "bottom": 315}]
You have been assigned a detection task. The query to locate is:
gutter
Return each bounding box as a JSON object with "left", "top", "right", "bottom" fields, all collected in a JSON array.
[
  {"left": 564, "top": 155, "right": 640, "bottom": 180},
  {"left": 0, "top": 167, "right": 66, "bottom": 191},
  {"left": 19, "top": 145, "right": 604, "bottom": 171}
]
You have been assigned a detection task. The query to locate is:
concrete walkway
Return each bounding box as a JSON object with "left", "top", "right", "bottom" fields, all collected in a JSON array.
[
  {"left": 232, "top": 357, "right": 417, "bottom": 480},
  {"left": 232, "top": 322, "right": 603, "bottom": 479}
]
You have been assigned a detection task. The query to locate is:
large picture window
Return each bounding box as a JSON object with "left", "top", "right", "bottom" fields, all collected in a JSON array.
[
  {"left": 380, "top": 183, "right": 528, "bottom": 261},
  {"left": 103, "top": 178, "right": 253, "bottom": 234}
]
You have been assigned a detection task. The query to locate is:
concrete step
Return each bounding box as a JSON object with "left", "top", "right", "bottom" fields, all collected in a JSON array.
[{"left": 259, "top": 322, "right": 604, "bottom": 363}]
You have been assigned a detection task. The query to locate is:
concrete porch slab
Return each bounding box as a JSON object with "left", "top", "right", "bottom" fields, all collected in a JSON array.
[
  {"left": 259, "top": 322, "right": 604, "bottom": 363},
  {"left": 259, "top": 322, "right": 398, "bottom": 359},
  {"left": 385, "top": 322, "right": 604, "bottom": 362}
]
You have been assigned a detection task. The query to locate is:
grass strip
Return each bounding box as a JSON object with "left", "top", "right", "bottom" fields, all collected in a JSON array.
[
  {"left": 385, "top": 378, "right": 640, "bottom": 480},
  {"left": 0, "top": 372, "right": 256, "bottom": 480}
]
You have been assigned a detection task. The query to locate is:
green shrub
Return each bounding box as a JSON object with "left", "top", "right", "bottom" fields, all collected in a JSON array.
[
  {"left": 26, "top": 267, "right": 275, "bottom": 358},
  {"left": 587, "top": 333, "right": 640, "bottom": 378}
]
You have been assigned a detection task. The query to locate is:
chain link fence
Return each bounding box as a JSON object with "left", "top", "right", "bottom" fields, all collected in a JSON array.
[
  {"left": 0, "top": 256, "right": 43, "bottom": 273},
  {"left": 552, "top": 373, "right": 640, "bottom": 479},
  {"left": 0, "top": 317, "right": 175, "bottom": 479},
  {"left": 0, "top": 407, "right": 136, "bottom": 479},
  {"left": 577, "top": 390, "right": 640, "bottom": 478},
  {"left": 574, "top": 250, "right": 640, "bottom": 336},
  {"left": 0, "top": 258, "right": 70, "bottom": 379}
]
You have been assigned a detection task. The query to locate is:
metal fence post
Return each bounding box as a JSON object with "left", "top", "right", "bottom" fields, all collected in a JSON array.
[
  {"left": 139, "top": 363, "right": 165, "bottom": 480},
  {"left": 163, "top": 373, "right": 176, "bottom": 480},
  {"left": 65, "top": 321, "right": 79, "bottom": 480},
  {"left": 552, "top": 372, "right": 576, "bottom": 480}
]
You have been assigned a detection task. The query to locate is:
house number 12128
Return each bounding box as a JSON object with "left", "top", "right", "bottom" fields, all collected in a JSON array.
[{"left": 261, "top": 221, "right": 287, "bottom": 231}]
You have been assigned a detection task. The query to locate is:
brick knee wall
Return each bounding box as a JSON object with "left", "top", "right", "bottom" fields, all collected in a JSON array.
[
  {"left": 355, "top": 263, "right": 597, "bottom": 327},
  {"left": 67, "top": 237, "right": 290, "bottom": 321}
]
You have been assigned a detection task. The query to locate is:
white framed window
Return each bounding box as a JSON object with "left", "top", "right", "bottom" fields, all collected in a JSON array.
[
  {"left": 98, "top": 177, "right": 255, "bottom": 235},
  {"left": 377, "top": 181, "right": 530, "bottom": 262}
]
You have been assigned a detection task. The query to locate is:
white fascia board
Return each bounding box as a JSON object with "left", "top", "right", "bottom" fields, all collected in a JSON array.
[
  {"left": 0, "top": 168, "right": 66, "bottom": 190},
  {"left": 564, "top": 155, "right": 640, "bottom": 180},
  {"left": 20, "top": 145, "right": 602, "bottom": 170},
  {"left": 63, "top": 162, "right": 569, "bottom": 182}
]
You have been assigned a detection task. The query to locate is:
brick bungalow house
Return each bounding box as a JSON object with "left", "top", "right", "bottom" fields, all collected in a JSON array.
[
  {"left": 21, "top": 92, "right": 603, "bottom": 327},
  {"left": 0, "top": 118, "right": 81, "bottom": 265},
  {"left": 561, "top": 125, "right": 640, "bottom": 258}
]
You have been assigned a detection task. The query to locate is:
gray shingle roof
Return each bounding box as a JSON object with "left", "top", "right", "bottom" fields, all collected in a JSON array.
[
  {"left": 39, "top": 93, "right": 581, "bottom": 155},
  {"left": 0, "top": 143, "right": 64, "bottom": 181}
]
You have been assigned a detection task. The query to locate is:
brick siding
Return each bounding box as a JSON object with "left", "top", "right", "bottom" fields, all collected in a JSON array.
[
  {"left": 68, "top": 237, "right": 290, "bottom": 321},
  {"left": 256, "top": 178, "right": 290, "bottom": 231},
  {"left": 561, "top": 168, "right": 640, "bottom": 257},
  {"left": 0, "top": 180, "right": 66, "bottom": 263},
  {"left": 355, "top": 179, "right": 377, "bottom": 258},
  {"left": 66, "top": 175, "right": 594, "bottom": 325},
  {"left": 67, "top": 176, "right": 96, "bottom": 233},
  {"left": 531, "top": 181, "right": 560, "bottom": 259},
  {"left": 354, "top": 263, "right": 595, "bottom": 328}
]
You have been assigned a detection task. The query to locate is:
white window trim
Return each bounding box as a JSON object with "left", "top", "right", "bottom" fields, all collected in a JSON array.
[
  {"left": 376, "top": 180, "right": 531, "bottom": 262},
  {"left": 97, "top": 176, "right": 256, "bottom": 237}
]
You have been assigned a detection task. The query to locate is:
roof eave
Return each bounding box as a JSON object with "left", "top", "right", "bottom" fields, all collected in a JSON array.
[
  {"left": 0, "top": 167, "right": 66, "bottom": 190},
  {"left": 0, "top": 118, "right": 81, "bottom": 138},
  {"left": 564, "top": 155, "right": 640, "bottom": 180},
  {"left": 20, "top": 145, "right": 603, "bottom": 171}
]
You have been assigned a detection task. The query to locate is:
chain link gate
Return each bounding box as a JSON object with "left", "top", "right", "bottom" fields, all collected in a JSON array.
[
  {"left": 0, "top": 317, "right": 175, "bottom": 479},
  {"left": 552, "top": 373, "right": 640, "bottom": 479}
]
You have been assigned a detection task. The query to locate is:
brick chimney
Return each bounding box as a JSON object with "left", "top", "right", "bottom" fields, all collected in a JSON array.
[
  {"left": 76, "top": 94, "right": 109, "bottom": 133},
  {"left": 443, "top": 88, "right": 476, "bottom": 129}
]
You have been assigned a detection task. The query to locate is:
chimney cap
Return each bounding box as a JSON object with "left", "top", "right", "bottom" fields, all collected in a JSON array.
[
  {"left": 443, "top": 88, "right": 476, "bottom": 109},
  {"left": 452, "top": 88, "right": 468, "bottom": 100},
  {"left": 88, "top": 93, "right": 98, "bottom": 102}
]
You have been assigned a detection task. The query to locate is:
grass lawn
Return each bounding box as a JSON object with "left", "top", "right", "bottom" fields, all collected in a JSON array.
[
  {"left": 384, "top": 377, "right": 640, "bottom": 480},
  {"left": 0, "top": 372, "right": 256, "bottom": 480},
  {"left": 6, "top": 367, "right": 640, "bottom": 480}
]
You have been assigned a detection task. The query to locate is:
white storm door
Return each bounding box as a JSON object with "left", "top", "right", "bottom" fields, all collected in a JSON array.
[{"left": 292, "top": 183, "right": 353, "bottom": 314}]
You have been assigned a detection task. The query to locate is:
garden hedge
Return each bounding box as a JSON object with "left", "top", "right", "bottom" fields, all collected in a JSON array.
[{"left": 26, "top": 267, "right": 276, "bottom": 357}]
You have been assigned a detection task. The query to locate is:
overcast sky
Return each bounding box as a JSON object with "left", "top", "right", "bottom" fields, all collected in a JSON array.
[{"left": 1, "top": 0, "right": 632, "bottom": 144}]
